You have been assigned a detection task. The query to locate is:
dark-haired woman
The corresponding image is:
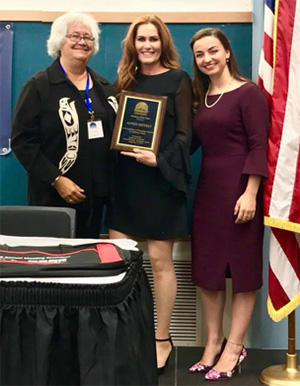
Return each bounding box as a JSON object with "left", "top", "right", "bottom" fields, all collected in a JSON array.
[{"left": 189, "top": 28, "right": 269, "bottom": 380}]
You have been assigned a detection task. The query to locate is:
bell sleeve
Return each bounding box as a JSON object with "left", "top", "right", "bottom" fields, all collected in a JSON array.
[
  {"left": 240, "top": 85, "right": 269, "bottom": 178},
  {"left": 156, "top": 73, "right": 193, "bottom": 196}
]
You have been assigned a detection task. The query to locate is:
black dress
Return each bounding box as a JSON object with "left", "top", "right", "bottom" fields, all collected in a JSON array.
[{"left": 106, "top": 69, "right": 192, "bottom": 240}]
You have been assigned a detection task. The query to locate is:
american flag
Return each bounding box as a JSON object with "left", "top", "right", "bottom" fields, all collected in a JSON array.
[{"left": 258, "top": 0, "right": 300, "bottom": 322}]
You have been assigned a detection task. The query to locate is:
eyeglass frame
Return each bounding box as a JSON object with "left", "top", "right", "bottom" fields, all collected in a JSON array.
[{"left": 65, "top": 33, "right": 95, "bottom": 43}]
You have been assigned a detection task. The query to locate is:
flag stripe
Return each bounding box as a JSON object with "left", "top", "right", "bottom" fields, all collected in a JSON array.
[
  {"left": 269, "top": 229, "right": 300, "bottom": 301},
  {"left": 290, "top": 150, "right": 300, "bottom": 223},
  {"left": 265, "top": 4, "right": 276, "bottom": 38},
  {"left": 257, "top": 1, "right": 274, "bottom": 112},
  {"left": 269, "top": 0, "right": 299, "bottom": 221},
  {"left": 272, "top": 227, "right": 300, "bottom": 280},
  {"left": 262, "top": 33, "right": 273, "bottom": 66},
  {"left": 269, "top": 266, "right": 290, "bottom": 310},
  {"left": 264, "top": 0, "right": 296, "bottom": 216},
  {"left": 258, "top": 55, "right": 273, "bottom": 95},
  {"left": 259, "top": 0, "right": 300, "bottom": 322}
]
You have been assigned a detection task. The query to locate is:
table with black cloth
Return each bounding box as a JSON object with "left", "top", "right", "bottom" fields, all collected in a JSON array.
[{"left": 0, "top": 236, "right": 158, "bottom": 386}]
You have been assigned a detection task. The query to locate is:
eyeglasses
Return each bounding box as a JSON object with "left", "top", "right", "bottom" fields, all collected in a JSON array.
[{"left": 65, "top": 33, "right": 95, "bottom": 43}]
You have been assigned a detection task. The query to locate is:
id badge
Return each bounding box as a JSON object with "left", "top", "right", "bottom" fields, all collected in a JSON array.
[{"left": 87, "top": 119, "right": 104, "bottom": 139}]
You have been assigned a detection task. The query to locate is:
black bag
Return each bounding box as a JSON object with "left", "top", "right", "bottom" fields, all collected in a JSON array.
[{"left": 0, "top": 242, "right": 142, "bottom": 277}]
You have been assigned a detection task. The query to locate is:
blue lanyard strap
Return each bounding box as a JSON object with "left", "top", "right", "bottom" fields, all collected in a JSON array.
[
  {"left": 59, "top": 60, "right": 94, "bottom": 119},
  {"left": 85, "top": 74, "right": 93, "bottom": 116}
]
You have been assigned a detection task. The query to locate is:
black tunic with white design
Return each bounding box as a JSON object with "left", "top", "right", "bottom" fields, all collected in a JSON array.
[{"left": 11, "top": 59, "right": 116, "bottom": 214}]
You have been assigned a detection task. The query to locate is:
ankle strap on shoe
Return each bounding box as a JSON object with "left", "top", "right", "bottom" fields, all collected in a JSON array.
[
  {"left": 227, "top": 340, "right": 243, "bottom": 346},
  {"left": 155, "top": 337, "right": 172, "bottom": 342}
]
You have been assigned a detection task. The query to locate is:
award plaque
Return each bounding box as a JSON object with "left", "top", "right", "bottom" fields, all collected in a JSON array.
[{"left": 110, "top": 91, "right": 167, "bottom": 155}]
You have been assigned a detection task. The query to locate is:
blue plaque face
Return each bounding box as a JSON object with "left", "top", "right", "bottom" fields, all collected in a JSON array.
[
  {"left": 118, "top": 96, "right": 160, "bottom": 149},
  {"left": 111, "top": 91, "right": 167, "bottom": 155}
]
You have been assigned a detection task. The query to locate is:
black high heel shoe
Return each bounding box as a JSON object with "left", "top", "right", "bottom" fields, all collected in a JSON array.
[{"left": 155, "top": 336, "right": 174, "bottom": 376}]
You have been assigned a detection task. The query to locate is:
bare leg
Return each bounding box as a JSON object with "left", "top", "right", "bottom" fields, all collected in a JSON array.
[
  {"left": 197, "top": 288, "right": 226, "bottom": 365},
  {"left": 147, "top": 239, "right": 175, "bottom": 368},
  {"left": 213, "top": 291, "right": 256, "bottom": 371},
  {"left": 109, "top": 229, "right": 130, "bottom": 239},
  {"left": 109, "top": 231, "right": 176, "bottom": 368}
]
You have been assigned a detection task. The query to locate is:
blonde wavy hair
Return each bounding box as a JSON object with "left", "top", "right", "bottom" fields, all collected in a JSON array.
[{"left": 115, "top": 15, "right": 180, "bottom": 96}]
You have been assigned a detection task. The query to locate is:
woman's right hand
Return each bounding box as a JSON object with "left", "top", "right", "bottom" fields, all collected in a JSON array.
[
  {"left": 53, "top": 176, "right": 86, "bottom": 204},
  {"left": 120, "top": 148, "right": 157, "bottom": 167}
]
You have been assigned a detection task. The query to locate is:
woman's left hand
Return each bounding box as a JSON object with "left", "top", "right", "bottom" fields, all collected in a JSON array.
[
  {"left": 120, "top": 148, "right": 157, "bottom": 167},
  {"left": 234, "top": 192, "right": 256, "bottom": 224}
]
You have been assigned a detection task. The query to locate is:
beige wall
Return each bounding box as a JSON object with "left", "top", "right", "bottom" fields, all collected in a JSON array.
[{"left": 1, "top": 0, "right": 252, "bottom": 12}]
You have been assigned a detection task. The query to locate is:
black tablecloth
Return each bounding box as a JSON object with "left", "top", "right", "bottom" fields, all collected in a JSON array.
[{"left": 0, "top": 247, "right": 157, "bottom": 385}]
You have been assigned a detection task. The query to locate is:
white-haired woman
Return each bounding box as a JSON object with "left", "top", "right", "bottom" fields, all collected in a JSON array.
[{"left": 12, "top": 12, "right": 117, "bottom": 238}]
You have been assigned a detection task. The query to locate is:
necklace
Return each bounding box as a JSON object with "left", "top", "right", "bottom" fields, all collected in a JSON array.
[{"left": 204, "top": 78, "right": 233, "bottom": 109}]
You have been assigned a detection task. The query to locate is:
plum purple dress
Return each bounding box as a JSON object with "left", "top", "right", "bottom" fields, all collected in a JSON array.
[{"left": 192, "top": 83, "right": 269, "bottom": 293}]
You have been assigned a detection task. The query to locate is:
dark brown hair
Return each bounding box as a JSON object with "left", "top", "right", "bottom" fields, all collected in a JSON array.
[{"left": 190, "top": 28, "right": 246, "bottom": 112}]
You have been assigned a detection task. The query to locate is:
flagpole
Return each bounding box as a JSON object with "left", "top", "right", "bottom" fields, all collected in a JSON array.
[{"left": 260, "top": 311, "right": 300, "bottom": 385}]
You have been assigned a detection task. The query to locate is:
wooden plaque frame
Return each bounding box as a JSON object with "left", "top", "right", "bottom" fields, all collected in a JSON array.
[{"left": 110, "top": 91, "right": 167, "bottom": 155}]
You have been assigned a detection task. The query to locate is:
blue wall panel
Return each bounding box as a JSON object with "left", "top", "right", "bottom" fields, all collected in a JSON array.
[{"left": 1, "top": 21, "right": 252, "bottom": 221}]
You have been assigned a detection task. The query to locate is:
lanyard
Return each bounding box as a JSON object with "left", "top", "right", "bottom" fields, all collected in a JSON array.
[{"left": 59, "top": 60, "right": 95, "bottom": 119}]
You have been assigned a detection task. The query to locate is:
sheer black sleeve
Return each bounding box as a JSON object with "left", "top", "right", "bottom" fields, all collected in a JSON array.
[{"left": 156, "top": 73, "right": 193, "bottom": 196}]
